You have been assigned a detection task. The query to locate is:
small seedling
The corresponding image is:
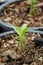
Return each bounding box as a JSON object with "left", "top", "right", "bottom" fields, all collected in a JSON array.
[
  {"left": 24, "top": 0, "right": 38, "bottom": 16},
  {"left": 29, "top": 0, "right": 38, "bottom": 16},
  {"left": 10, "top": 24, "right": 28, "bottom": 52}
]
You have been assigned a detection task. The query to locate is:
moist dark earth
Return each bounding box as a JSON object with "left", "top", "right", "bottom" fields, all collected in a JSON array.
[{"left": 0, "top": 0, "right": 43, "bottom": 65}]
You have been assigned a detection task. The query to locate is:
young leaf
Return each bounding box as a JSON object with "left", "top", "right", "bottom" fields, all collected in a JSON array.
[
  {"left": 21, "top": 24, "right": 28, "bottom": 38},
  {"left": 15, "top": 26, "right": 21, "bottom": 36},
  {"left": 8, "top": 23, "right": 21, "bottom": 36},
  {"left": 31, "top": 0, "right": 37, "bottom": 4}
]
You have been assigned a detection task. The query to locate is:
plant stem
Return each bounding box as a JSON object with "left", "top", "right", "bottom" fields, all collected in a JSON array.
[{"left": 19, "top": 38, "right": 24, "bottom": 53}]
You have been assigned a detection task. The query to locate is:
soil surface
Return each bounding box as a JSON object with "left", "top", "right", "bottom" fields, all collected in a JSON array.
[{"left": 0, "top": 33, "right": 43, "bottom": 65}]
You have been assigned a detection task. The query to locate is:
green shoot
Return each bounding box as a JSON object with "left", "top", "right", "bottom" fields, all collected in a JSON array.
[
  {"left": 10, "top": 24, "right": 28, "bottom": 52},
  {"left": 23, "top": 0, "right": 38, "bottom": 16},
  {"left": 29, "top": 0, "right": 38, "bottom": 16}
]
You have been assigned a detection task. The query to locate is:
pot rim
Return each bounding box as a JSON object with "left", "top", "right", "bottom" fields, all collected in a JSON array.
[
  {"left": 0, "top": 30, "right": 14, "bottom": 37},
  {"left": 0, "top": 20, "right": 14, "bottom": 37},
  {"left": 0, "top": 0, "right": 21, "bottom": 10}
]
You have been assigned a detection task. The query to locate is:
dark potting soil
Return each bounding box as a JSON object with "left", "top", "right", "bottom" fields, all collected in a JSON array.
[{"left": 0, "top": 33, "right": 43, "bottom": 65}]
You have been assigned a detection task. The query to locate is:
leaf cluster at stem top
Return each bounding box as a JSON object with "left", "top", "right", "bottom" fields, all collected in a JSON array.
[{"left": 10, "top": 24, "right": 28, "bottom": 42}]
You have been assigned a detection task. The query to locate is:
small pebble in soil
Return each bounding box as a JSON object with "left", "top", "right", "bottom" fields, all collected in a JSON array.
[
  {"left": 7, "top": 40, "right": 14, "bottom": 44},
  {"left": 38, "top": 57, "right": 43, "bottom": 61}
]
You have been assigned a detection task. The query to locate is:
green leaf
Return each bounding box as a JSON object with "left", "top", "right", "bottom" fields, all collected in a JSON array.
[
  {"left": 8, "top": 23, "right": 21, "bottom": 36},
  {"left": 21, "top": 24, "right": 28, "bottom": 38},
  {"left": 9, "top": 23, "right": 28, "bottom": 41},
  {"left": 31, "top": 0, "right": 37, "bottom": 4},
  {"left": 14, "top": 26, "right": 21, "bottom": 36}
]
